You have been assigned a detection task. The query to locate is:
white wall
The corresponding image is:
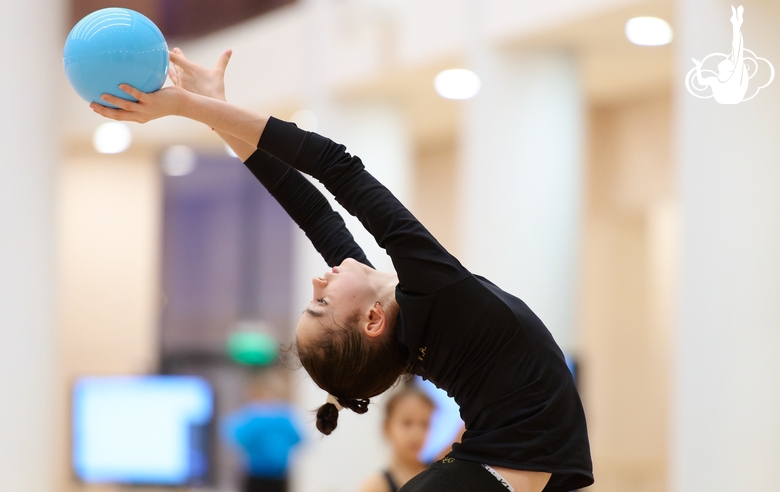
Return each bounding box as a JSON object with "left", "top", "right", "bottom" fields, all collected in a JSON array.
[
  {"left": 673, "top": 0, "right": 780, "bottom": 490},
  {"left": 0, "top": 1, "right": 62, "bottom": 490}
]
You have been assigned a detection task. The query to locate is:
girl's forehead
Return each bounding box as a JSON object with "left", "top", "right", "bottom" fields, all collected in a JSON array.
[{"left": 390, "top": 395, "right": 434, "bottom": 414}]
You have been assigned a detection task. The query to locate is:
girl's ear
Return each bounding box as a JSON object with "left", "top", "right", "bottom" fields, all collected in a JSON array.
[{"left": 363, "top": 301, "right": 386, "bottom": 338}]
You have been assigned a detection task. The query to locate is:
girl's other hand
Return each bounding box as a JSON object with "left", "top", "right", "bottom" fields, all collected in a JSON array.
[
  {"left": 90, "top": 84, "right": 186, "bottom": 124},
  {"left": 169, "top": 47, "right": 232, "bottom": 101}
]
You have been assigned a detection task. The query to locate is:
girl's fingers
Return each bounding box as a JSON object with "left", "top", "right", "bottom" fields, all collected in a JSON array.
[
  {"left": 118, "top": 84, "right": 146, "bottom": 102},
  {"left": 100, "top": 93, "right": 137, "bottom": 110},
  {"left": 90, "top": 102, "right": 129, "bottom": 120},
  {"left": 173, "top": 47, "right": 193, "bottom": 65},
  {"left": 168, "top": 66, "right": 179, "bottom": 86},
  {"left": 170, "top": 50, "right": 196, "bottom": 70},
  {"left": 215, "top": 49, "right": 233, "bottom": 72}
]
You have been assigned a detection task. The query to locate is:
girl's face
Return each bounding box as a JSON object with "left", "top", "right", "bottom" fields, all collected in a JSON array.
[
  {"left": 384, "top": 395, "right": 433, "bottom": 462},
  {"left": 296, "top": 258, "right": 373, "bottom": 342},
  {"left": 296, "top": 258, "right": 387, "bottom": 345}
]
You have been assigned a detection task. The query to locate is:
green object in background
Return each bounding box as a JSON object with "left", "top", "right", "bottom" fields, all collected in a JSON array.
[{"left": 227, "top": 332, "right": 279, "bottom": 366}]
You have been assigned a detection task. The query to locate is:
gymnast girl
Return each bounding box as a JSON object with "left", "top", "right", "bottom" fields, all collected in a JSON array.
[{"left": 90, "top": 48, "right": 593, "bottom": 492}]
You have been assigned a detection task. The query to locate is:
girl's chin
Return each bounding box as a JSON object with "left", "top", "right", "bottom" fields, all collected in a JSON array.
[{"left": 404, "top": 449, "right": 423, "bottom": 459}]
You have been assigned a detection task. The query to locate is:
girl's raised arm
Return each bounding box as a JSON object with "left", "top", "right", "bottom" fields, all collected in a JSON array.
[
  {"left": 92, "top": 85, "right": 270, "bottom": 149},
  {"left": 256, "top": 117, "right": 469, "bottom": 295},
  {"left": 95, "top": 55, "right": 371, "bottom": 269},
  {"left": 92, "top": 84, "right": 467, "bottom": 294}
]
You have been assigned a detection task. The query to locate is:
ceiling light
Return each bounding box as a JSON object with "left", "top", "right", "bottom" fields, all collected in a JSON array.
[
  {"left": 626, "top": 17, "right": 673, "bottom": 46},
  {"left": 434, "top": 69, "right": 481, "bottom": 100},
  {"left": 162, "top": 145, "right": 197, "bottom": 177},
  {"left": 93, "top": 122, "right": 132, "bottom": 154}
]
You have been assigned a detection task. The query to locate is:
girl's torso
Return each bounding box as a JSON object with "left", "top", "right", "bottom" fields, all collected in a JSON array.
[{"left": 395, "top": 274, "right": 592, "bottom": 492}]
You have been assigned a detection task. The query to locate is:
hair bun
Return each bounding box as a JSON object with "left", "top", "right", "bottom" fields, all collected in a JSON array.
[
  {"left": 341, "top": 397, "right": 370, "bottom": 414},
  {"left": 316, "top": 402, "right": 340, "bottom": 435}
]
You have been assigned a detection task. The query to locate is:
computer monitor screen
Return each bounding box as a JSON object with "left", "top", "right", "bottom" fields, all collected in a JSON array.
[{"left": 72, "top": 375, "right": 213, "bottom": 485}]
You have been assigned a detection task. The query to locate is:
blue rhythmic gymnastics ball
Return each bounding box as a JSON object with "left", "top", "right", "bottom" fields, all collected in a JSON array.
[{"left": 64, "top": 8, "right": 168, "bottom": 108}]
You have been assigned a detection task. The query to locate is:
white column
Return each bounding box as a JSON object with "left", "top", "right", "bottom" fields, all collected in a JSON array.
[
  {"left": 459, "top": 48, "right": 585, "bottom": 355},
  {"left": 0, "top": 1, "right": 62, "bottom": 491},
  {"left": 673, "top": 1, "right": 780, "bottom": 490}
]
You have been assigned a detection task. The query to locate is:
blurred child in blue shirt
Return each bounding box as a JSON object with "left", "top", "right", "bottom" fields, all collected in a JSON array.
[{"left": 223, "top": 367, "right": 302, "bottom": 492}]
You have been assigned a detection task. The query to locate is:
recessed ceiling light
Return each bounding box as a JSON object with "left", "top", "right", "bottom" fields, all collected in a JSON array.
[
  {"left": 434, "top": 69, "right": 481, "bottom": 100},
  {"left": 162, "top": 145, "right": 197, "bottom": 177},
  {"left": 626, "top": 17, "right": 673, "bottom": 46},
  {"left": 93, "top": 122, "right": 132, "bottom": 154}
]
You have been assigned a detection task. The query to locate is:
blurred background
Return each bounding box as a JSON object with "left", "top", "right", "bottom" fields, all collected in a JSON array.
[{"left": 2, "top": 0, "right": 779, "bottom": 491}]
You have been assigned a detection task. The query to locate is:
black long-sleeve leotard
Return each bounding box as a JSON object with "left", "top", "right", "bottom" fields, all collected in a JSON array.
[
  {"left": 244, "top": 117, "right": 593, "bottom": 492},
  {"left": 243, "top": 149, "right": 372, "bottom": 269}
]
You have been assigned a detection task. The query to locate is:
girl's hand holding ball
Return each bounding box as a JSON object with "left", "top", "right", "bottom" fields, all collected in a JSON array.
[{"left": 90, "top": 84, "right": 186, "bottom": 124}]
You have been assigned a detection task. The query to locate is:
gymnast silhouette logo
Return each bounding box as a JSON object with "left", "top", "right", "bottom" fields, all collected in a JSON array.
[{"left": 685, "top": 5, "right": 774, "bottom": 104}]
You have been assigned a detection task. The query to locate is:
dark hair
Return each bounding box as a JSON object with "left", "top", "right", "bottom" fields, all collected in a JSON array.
[
  {"left": 299, "top": 301, "right": 409, "bottom": 435},
  {"left": 384, "top": 385, "right": 435, "bottom": 425}
]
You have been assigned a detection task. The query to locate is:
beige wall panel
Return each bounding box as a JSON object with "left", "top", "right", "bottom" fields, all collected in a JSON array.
[
  {"left": 57, "top": 153, "right": 162, "bottom": 492},
  {"left": 59, "top": 154, "right": 161, "bottom": 376},
  {"left": 412, "top": 138, "right": 460, "bottom": 257},
  {"left": 582, "top": 95, "right": 674, "bottom": 492}
]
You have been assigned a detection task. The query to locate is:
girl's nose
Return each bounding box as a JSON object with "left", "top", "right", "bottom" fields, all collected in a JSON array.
[{"left": 312, "top": 276, "right": 327, "bottom": 288}]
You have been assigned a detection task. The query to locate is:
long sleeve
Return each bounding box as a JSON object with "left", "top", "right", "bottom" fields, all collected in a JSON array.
[
  {"left": 256, "top": 117, "right": 468, "bottom": 295},
  {"left": 242, "top": 149, "right": 373, "bottom": 269}
]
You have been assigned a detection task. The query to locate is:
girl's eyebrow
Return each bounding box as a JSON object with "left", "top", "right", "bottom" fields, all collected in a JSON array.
[{"left": 303, "top": 308, "right": 324, "bottom": 318}]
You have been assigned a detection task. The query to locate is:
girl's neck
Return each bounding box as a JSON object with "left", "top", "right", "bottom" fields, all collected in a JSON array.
[
  {"left": 366, "top": 268, "right": 399, "bottom": 306},
  {"left": 388, "top": 453, "right": 426, "bottom": 483},
  {"left": 377, "top": 270, "right": 399, "bottom": 297}
]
